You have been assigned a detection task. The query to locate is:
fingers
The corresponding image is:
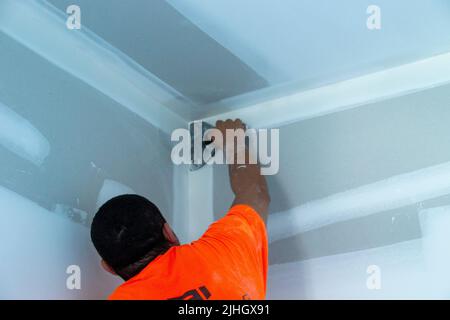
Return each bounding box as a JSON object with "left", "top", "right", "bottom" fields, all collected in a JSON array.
[
  {"left": 213, "top": 119, "right": 247, "bottom": 154},
  {"left": 215, "top": 119, "right": 246, "bottom": 131}
]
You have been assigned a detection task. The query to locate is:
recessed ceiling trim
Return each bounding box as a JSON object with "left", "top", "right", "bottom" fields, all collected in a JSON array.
[{"left": 200, "top": 51, "right": 450, "bottom": 128}]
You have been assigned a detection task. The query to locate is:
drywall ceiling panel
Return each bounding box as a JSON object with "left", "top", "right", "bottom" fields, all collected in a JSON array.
[
  {"left": 168, "top": 0, "right": 450, "bottom": 111},
  {"left": 47, "top": 0, "right": 268, "bottom": 107},
  {"left": 43, "top": 0, "right": 450, "bottom": 119}
]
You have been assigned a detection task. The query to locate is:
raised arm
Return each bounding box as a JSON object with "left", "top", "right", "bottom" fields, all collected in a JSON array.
[{"left": 215, "top": 119, "right": 270, "bottom": 224}]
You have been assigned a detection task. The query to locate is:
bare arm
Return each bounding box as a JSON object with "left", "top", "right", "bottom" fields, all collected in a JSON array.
[{"left": 215, "top": 119, "right": 270, "bottom": 224}]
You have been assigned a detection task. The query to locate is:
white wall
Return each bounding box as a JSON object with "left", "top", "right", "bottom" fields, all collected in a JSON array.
[
  {"left": 266, "top": 205, "right": 450, "bottom": 300},
  {"left": 210, "top": 83, "right": 450, "bottom": 299}
]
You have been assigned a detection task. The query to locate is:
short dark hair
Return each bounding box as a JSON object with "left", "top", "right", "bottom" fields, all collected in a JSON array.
[{"left": 91, "top": 194, "right": 170, "bottom": 280}]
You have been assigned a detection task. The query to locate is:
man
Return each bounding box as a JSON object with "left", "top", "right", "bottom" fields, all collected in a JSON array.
[{"left": 91, "top": 119, "right": 270, "bottom": 300}]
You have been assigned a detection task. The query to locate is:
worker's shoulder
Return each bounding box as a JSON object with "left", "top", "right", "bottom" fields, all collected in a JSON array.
[
  {"left": 192, "top": 204, "right": 266, "bottom": 246},
  {"left": 228, "top": 204, "right": 261, "bottom": 216},
  {"left": 224, "top": 204, "right": 265, "bottom": 227}
]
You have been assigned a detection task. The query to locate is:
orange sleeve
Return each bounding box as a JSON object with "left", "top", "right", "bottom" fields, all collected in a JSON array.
[{"left": 195, "top": 204, "right": 269, "bottom": 296}]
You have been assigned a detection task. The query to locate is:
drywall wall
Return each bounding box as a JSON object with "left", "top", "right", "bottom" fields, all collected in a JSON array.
[
  {"left": 267, "top": 239, "right": 428, "bottom": 300},
  {"left": 212, "top": 83, "right": 450, "bottom": 298},
  {"left": 266, "top": 205, "right": 450, "bottom": 299},
  {"left": 0, "top": 33, "right": 174, "bottom": 299}
]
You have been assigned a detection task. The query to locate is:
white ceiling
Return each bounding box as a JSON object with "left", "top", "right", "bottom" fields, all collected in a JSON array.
[
  {"left": 168, "top": 0, "right": 450, "bottom": 108},
  {"left": 47, "top": 0, "right": 268, "bottom": 112},
  {"left": 47, "top": 0, "right": 450, "bottom": 120},
  {"left": 169, "top": 0, "right": 450, "bottom": 83}
]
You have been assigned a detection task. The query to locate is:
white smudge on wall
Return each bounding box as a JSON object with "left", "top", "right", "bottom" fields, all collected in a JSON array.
[
  {"left": 53, "top": 204, "right": 90, "bottom": 226},
  {"left": 0, "top": 101, "right": 50, "bottom": 166},
  {"left": 95, "top": 179, "right": 136, "bottom": 211}
]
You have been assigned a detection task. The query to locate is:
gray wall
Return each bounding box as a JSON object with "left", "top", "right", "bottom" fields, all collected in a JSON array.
[
  {"left": 213, "top": 83, "right": 450, "bottom": 266},
  {"left": 0, "top": 33, "right": 174, "bottom": 299}
]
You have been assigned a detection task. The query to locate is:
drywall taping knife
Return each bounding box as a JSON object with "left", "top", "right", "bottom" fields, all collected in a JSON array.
[
  {"left": 189, "top": 121, "right": 214, "bottom": 171},
  {"left": 189, "top": 120, "right": 252, "bottom": 171}
]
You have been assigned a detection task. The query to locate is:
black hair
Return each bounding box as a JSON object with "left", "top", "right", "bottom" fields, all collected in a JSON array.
[{"left": 90, "top": 194, "right": 171, "bottom": 280}]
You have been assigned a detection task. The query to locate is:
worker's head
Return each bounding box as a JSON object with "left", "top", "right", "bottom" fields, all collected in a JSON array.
[{"left": 90, "top": 194, "right": 179, "bottom": 280}]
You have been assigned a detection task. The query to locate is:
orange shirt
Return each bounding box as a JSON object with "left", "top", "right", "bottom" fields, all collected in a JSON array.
[{"left": 109, "top": 204, "right": 268, "bottom": 300}]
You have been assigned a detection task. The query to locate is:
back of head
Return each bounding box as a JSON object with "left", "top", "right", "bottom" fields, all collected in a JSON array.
[{"left": 91, "top": 194, "right": 169, "bottom": 280}]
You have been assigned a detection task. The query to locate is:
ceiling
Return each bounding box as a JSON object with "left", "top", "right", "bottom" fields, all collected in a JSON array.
[{"left": 47, "top": 0, "right": 450, "bottom": 120}]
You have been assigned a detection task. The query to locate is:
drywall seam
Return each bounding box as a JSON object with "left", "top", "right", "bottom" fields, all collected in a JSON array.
[
  {"left": 0, "top": 0, "right": 187, "bottom": 134},
  {"left": 0, "top": 101, "right": 50, "bottom": 166},
  {"left": 268, "top": 161, "right": 450, "bottom": 243},
  {"left": 200, "top": 51, "right": 450, "bottom": 129}
]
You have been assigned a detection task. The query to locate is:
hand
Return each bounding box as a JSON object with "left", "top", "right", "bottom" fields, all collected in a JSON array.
[
  {"left": 211, "top": 119, "right": 248, "bottom": 166},
  {"left": 213, "top": 119, "right": 246, "bottom": 151},
  {"left": 215, "top": 119, "right": 246, "bottom": 135}
]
